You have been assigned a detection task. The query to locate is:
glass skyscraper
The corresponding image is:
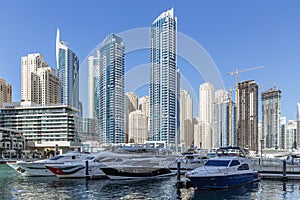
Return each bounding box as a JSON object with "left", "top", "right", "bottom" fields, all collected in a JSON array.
[
  {"left": 56, "top": 29, "right": 79, "bottom": 109},
  {"left": 149, "top": 8, "right": 179, "bottom": 148},
  {"left": 99, "top": 34, "right": 125, "bottom": 145}
]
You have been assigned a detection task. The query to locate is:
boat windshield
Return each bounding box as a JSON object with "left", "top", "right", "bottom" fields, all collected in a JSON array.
[{"left": 204, "top": 160, "right": 230, "bottom": 167}]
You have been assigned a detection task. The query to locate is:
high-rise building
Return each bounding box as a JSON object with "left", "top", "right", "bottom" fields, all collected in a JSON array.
[
  {"left": 258, "top": 121, "right": 263, "bottom": 153},
  {"left": 139, "top": 96, "right": 150, "bottom": 118},
  {"left": 88, "top": 53, "right": 100, "bottom": 119},
  {"left": 149, "top": 8, "right": 179, "bottom": 148},
  {"left": 237, "top": 80, "right": 258, "bottom": 152},
  {"left": 280, "top": 117, "right": 286, "bottom": 149},
  {"left": 37, "top": 67, "right": 60, "bottom": 105},
  {"left": 213, "top": 89, "right": 229, "bottom": 148},
  {"left": 199, "top": 82, "right": 214, "bottom": 149},
  {"left": 0, "top": 78, "right": 12, "bottom": 107},
  {"left": 125, "top": 92, "right": 138, "bottom": 142},
  {"left": 180, "top": 89, "right": 193, "bottom": 149},
  {"left": 21, "top": 53, "right": 60, "bottom": 105},
  {"left": 99, "top": 34, "right": 125, "bottom": 145},
  {"left": 193, "top": 117, "right": 200, "bottom": 149},
  {"left": 81, "top": 118, "right": 100, "bottom": 152},
  {"left": 297, "top": 103, "right": 300, "bottom": 149},
  {"left": 128, "top": 110, "right": 148, "bottom": 144},
  {"left": 56, "top": 29, "right": 79, "bottom": 109},
  {"left": 139, "top": 95, "right": 150, "bottom": 133},
  {"left": 262, "top": 88, "right": 281, "bottom": 149},
  {"left": 21, "top": 53, "right": 46, "bottom": 103},
  {"left": 286, "top": 120, "right": 297, "bottom": 150}
]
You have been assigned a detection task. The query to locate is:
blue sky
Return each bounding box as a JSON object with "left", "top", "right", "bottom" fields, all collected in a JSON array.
[{"left": 0, "top": 1, "right": 300, "bottom": 119}]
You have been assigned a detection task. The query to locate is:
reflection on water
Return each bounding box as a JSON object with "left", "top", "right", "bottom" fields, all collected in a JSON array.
[{"left": 1, "top": 164, "right": 300, "bottom": 200}]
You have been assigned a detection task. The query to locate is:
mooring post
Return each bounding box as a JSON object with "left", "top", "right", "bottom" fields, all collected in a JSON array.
[
  {"left": 85, "top": 160, "right": 89, "bottom": 177},
  {"left": 177, "top": 160, "right": 181, "bottom": 181},
  {"left": 283, "top": 160, "right": 286, "bottom": 179}
]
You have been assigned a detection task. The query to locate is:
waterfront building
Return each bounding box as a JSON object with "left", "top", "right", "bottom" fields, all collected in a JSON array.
[
  {"left": 280, "top": 117, "right": 286, "bottom": 149},
  {"left": 262, "top": 87, "right": 281, "bottom": 149},
  {"left": 199, "top": 82, "right": 214, "bottom": 149},
  {"left": 149, "top": 8, "right": 179, "bottom": 148},
  {"left": 0, "top": 78, "right": 12, "bottom": 107},
  {"left": 56, "top": 29, "right": 79, "bottom": 109},
  {"left": 237, "top": 80, "right": 258, "bottom": 152},
  {"left": 286, "top": 120, "right": 297, "bottom": 150},
  {"left": 128, "top": 110, "right": 148, "bottom": 144},
  {"left": 180, "top": 89, "right": 193, "bottom": 149},
  {"left": 88, "top": 53, "right": 100, "bottom": 119},
  {"left": 0, "top": 102, "right": 81, "bottom": 153},
  {"left": 99, "top": 34, "right": 125, "bottom": 145},
  {"left": 21, "top": 53, "right": 60, "bottom": 105},
  {"left": 125, "top": 92, "right": 138, "bottom": 142},
  {"left": 0, "top": 127, "right": 26, "bottom": 157}
]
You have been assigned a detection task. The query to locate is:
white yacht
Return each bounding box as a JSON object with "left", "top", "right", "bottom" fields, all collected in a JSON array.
[
  {"left": 100, "top": 157, "right": 176, "bottom": 180},
  {"left": 186, "top": 147, "right": 259, "bottom": 189},
  {"left": 7, "top": 151, "right": 94, "bottom": 176}
]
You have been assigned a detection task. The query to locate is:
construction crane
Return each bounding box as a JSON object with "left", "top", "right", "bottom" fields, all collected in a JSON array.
[{"left": 227, "top": 66, "right": 264, "bottom": 146}]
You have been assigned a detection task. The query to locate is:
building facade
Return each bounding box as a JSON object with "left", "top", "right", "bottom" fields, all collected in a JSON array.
[
  {"left": 139, "top": 96, "right": 150, "bottom": 118},
  {"left": 279, "top": 117, "right": 286, "bottom": 149},
  {"left": 56, "top": 29, "right": 79, "bottom": 109},
  {"left": 0, "top": 102, "right": 81, "bottom": 153},
  {"left": 237, "top": 80, "right": 258, "bottom": 152},
  {"left": 88, "top": 53, "right": 100, "bottom": 119},
  {"left": 286, "top": 120, "right": 297, "bottom": 150},
  {"left": 128, "top": 110, "right": 148, "bottom": 144},
  {"left": 0, "top": 127, "right": 26, "bottom": 157},
  {"left": 125, "top": 92, "right": 138, "bottom": 142},
  {"left": 180, "top": 89, "right": 193, "bottom": 149},
  {"left": 99, "top": 34, "right": 125, "bottom": 145},
  {"left": 213, "top": 90, "right": 228, "bottom": 148},
  {"left": 81, "top": 118, "right": 100, "bottom": 152},
  {"left": 149, "top": 8, "right": 179, "bottom": 148},
  {"left": 297, "top": 103, "right": 300, "bottom": 149},
  {"left": 199, "top": 82, "right": 214, "bottom": 149},
  {"left": 21, "top": 53, "right": 60, "bottom": 105},
  {"left": 261, "top": 88, "right": 281, "bottom": 149},
  {"left": 0, "top": 78, "right": 12, "bottom": 107}
]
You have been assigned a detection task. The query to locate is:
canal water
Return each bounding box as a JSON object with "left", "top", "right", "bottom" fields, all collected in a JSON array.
[{"left": 0, "top": 164, "right": 300, "bottom": 199}]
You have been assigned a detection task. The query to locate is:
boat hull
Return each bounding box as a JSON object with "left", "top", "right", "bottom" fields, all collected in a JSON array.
[
  {"left": 46, "top": 164, "right": 106, "bottom": 179},
  {"left": 188, "top": 172, "right": 259, "bottom": 189},
  {"left": 17, "top": 162, "right": 61, "bottom": 176},
  {"left": 101, "top": 167, "right": 175, "bottom": 180}
]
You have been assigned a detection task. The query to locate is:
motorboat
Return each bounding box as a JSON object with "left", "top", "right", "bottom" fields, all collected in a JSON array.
[
  {"left": 7, "top": 151, "right": 94, "bottom": 176},
  {"left": 186, "top": 147, "right": 259, "bottom": 189},
  {"left": 46, "top": 159, "right": 106, "bottom": 179},
  {"left": 45, "top": 151, "right": 137, "bottom": 178},
  {"left": 100, "top": 157, "right": 176, "bottom": 180}
]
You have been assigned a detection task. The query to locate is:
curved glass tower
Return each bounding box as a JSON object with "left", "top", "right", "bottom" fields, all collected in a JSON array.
[
  {"left": 149, "top": 8, "right": 179, "bottom": 148},
  {"left": 56, "top": 29, "right": 79, "bottom": 109},
  {"left": 99, "top": 34, "right": 125, "bottom": 144}
]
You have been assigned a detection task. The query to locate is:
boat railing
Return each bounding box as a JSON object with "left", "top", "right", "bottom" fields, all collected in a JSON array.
[{"left": 251, "top": 157, "right": 300, "bottom": 172}]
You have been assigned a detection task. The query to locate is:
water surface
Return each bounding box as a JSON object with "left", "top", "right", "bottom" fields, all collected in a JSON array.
[{"left": 1, "top": 164, "right": 299, "bottom": 199}]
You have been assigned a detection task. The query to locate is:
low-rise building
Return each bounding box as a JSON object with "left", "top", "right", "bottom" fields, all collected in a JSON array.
[{"left": 0, "top": 102, "right": 81, "bottom": 154}]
